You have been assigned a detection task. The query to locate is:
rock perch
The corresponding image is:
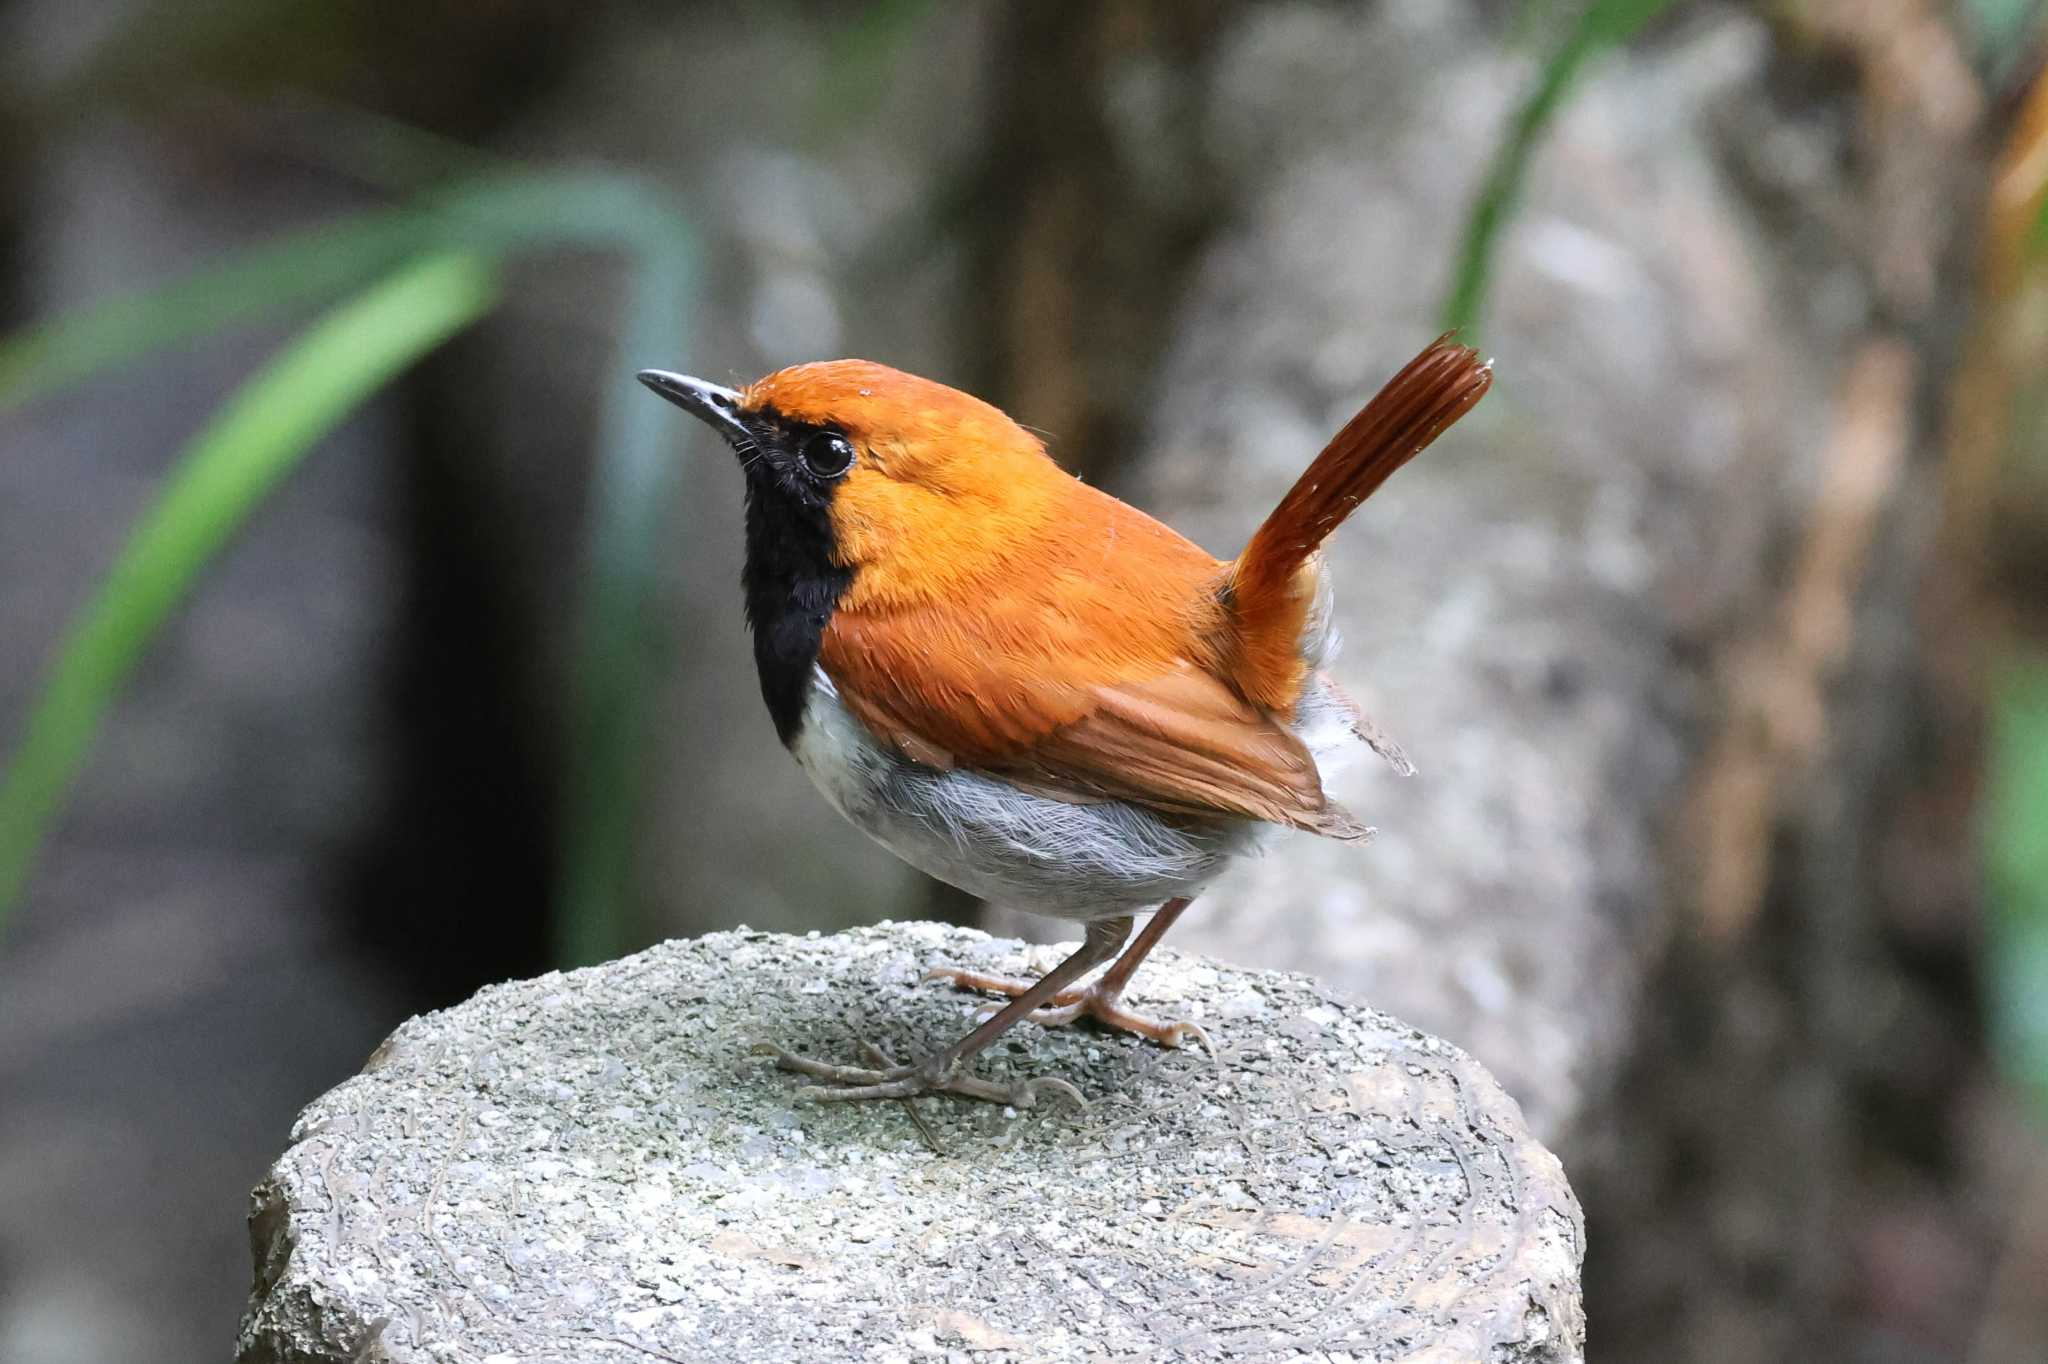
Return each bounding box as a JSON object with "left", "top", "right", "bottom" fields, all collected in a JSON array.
[{"left": 237, "top": 922, "right": 1584, "bottom": 1362}]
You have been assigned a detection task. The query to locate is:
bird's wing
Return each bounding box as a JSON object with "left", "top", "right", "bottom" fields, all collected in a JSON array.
[
  {"left": 1019, "top": 665, "right": 1368, "bottom": 838},
  {"left": 816, "top": 496, "right": 1366, "bottom": 839}
]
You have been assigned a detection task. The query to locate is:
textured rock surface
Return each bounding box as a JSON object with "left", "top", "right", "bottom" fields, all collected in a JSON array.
[{"left": 239, "top": 923, "right": 1583, "bottom": 1362}]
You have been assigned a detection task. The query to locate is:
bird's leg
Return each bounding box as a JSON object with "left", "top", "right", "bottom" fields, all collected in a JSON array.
[
  {"left": 755, "top": 915, "right": 1132, "bottom": 1106},
  {"left": 927, "top": 897, "right": 1212, "bottom": 1054}
]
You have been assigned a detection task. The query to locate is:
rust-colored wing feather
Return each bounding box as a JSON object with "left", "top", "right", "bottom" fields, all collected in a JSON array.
[
  {"left": 818, "top": 483, "right": 1365, "bottom": 838},
  {"left": 1022, "top": 668, "right": 1368, "bottom": 837}
]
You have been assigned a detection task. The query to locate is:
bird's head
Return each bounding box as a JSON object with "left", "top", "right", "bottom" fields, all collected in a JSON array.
[{"left": 637, "top": 360, "right": 1064, "bottom": 606}]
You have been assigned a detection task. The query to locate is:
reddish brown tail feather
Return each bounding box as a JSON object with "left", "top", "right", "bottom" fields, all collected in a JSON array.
[{"left": 1227, "top": 335, "right": 1493, "bottom": 710}]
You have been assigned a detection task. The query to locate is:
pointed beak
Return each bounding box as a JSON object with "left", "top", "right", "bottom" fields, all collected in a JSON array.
[{"left": 636, "top": 370, "right": 753, "bottom": 448}]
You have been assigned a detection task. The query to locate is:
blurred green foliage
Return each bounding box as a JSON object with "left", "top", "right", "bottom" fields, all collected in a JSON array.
[
  {"left": 1444, "top": 0, "right": 1680, "bottom": 337},
  {"left": 1988, "top": 109, "right": 2048, "bottom": 1120},
  {"left": 0, "top": 213, "right": 428, "bottom": 408},
  {"left": 0, "top": 254, "right": 498, "bottom": 920},
  {"left": 0, "top": 170, "right": 696, "bottom": 966},
  {"left": 814, "top": 0, "right": 938, "bottom": 128},
  {"left": 1966, "top": 0, "right": 2048, "bottom": 77},
  {"left": 1989, "top": 659, "right": 2048, "bottom": 1120}
]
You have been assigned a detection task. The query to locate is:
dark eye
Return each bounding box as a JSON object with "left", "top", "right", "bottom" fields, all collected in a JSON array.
[{"left": 800, "top": 431, "right": 855, "bottom": 479}]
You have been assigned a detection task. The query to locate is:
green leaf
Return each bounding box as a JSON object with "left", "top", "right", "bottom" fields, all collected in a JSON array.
[
  {"left": 1443, "top": 0, "right": 1680, "bottom": 337},
  {"left": 0, "top": 162, "right": 701, "bottom": 967},
  {"left": 1581, "top": 0, "right": 1676, "bottom": 44},
  {"left": 0, "top": 210, "right": 424, "bottom": 409},
  {"left": 554, "top": 237, "right": 697, "bottom": 967},
  {"left": 1988, "top": 656, "right": 2048, "bottom": 1121},
  {"left": 0, "top": 252, "right": 499, "bottom": 928},
  {"left": 0, "top": 171, "right": 694, "bottom": 413}
]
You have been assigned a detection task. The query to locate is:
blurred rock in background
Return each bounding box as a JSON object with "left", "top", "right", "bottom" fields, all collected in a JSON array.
[{"left": 2, "top": 2, "right": 2043, "bottom": 1361}]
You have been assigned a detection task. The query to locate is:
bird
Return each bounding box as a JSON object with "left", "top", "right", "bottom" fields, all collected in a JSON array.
[{"left": 637, "top": 335, "right": 1491, "bottom": 1107}]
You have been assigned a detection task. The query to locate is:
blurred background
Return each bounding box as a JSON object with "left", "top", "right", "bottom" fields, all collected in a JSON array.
[{"left": 2, "top": 0, "right": 2046, "bottom": 1360}]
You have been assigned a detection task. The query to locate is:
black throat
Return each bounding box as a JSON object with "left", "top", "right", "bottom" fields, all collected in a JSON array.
[{"left": 739, "top": 469, "right": 853, "bottom": 746}]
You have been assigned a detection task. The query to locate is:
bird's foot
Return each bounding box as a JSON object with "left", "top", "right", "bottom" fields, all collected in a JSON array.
[
  {"left": 749, "top": 1041, "right": 1086, "bottom": 1109},
  {"left": 925, "top": 966, "right": 1215, "bottom": 1056}
]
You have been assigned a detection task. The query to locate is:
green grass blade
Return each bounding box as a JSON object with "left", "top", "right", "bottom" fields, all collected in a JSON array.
[
  {"left": 0, "top": 170, "right": 695, "bottom": 413},
  {"left": 555, "top": 237, "right": 697, "bottom": 968},
  {"left": 1988, "top": 656, "right": 2048, "bottom": 1121},
  {"left": 397, "top": 169, "right": 704, "bottom": 966},
  {"left": 0, "top": 210, "right": 424, "bottom": 408},
  {"left": 1443, "top": 0, "right": 1680, "bottom": 337},
  {"left": 0, "top": 158, "right": 699, "bottom": 964},
  {"left": 0, "top": 252, "right": 499, "bottom": 929}
]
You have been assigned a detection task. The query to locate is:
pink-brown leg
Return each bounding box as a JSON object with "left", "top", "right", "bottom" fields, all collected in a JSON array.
[
  {"left": 928, "top": 898, "right": 1212, "bottom": 1053},
  {"left": 755, "top": 915, "right": 1133, "bottom": 1105}
]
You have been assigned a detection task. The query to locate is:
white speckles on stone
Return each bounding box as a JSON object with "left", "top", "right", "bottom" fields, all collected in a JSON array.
[
  {"left": 237, "top": 923, "right": 1583, "bottom": 1363},
  {"left": 893, "top": 919, "right": 958, "bottom": 947},
  {"left": 1218, "top": 988, "right": 1268, "bottom": 1019}
]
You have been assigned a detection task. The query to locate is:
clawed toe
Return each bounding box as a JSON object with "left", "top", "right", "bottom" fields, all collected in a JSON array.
[
  {"left": 1082, "top": 1001, "right": 1215, "bottom": 1057},
  {"left": 796, "top": 1067, "right": 1086, "bottom": 1108},
  {"left": 756, "top": 916, "right": 1184, "bottom": 1110},
  {"left": 750, "top": 1040, "right": 1086, "bottom": 1109},
  {"left": 749, "top": 1041, "right": 904, "bottom": 1088},
  {"left": 922, "top": 965, "right": 1086, "bottom": 1008},
  {"left": 927, "top": 968, "right": 1215, "bottom": 1057}
]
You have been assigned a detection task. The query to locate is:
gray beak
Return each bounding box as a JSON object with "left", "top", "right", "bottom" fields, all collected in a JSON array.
[{"left": 636, "top": 370, "right": 753, "bottom": 447}]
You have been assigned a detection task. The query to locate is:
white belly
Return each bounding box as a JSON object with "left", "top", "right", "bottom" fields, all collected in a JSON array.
[{"left": 788, "top": 669, "right": 1261, "bottom": 921}]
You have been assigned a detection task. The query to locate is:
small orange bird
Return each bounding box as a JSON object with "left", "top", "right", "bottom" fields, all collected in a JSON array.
[{"left": 638, "top": 336, "right": 1491, "bottom": 1106}]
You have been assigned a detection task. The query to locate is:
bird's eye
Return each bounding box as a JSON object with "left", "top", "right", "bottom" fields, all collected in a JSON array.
[{"left": 799, "top": 431, "right": 855, "bottom": 479}]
